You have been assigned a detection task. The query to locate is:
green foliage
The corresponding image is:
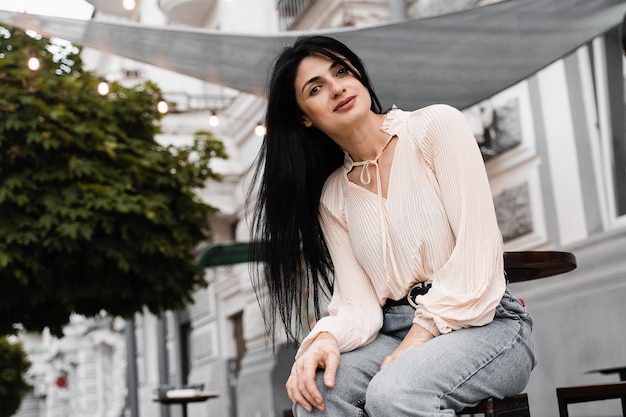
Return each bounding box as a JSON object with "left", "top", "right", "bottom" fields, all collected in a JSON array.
[
  {"left": 0, "top": 337, "right": 31, "bottom": 417},
  {"left": 0, "top": 27, "right": 228, "bottom": 335}
]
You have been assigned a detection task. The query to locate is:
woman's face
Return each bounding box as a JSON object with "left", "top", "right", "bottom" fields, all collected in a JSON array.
[{"left": 294, "top": 53, "right": 371, "bottom": 136}]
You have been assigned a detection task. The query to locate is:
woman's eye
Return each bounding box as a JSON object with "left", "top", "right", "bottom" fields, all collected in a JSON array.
[
  {"left": 337, "top": 67, "right": 348, "bottom": 76},
  {"left": 309, "top": 85, "right": 321, "bottom": 96}
]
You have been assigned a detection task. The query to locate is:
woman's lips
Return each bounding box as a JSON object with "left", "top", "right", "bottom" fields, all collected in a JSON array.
[{"left": 334, "top": 96, "right": 356, "bottom": 112}]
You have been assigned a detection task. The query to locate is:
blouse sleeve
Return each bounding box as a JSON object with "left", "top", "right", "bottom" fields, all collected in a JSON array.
[
  {"left": 408, "top": 104, "right": 506, "bottom": 336},
  {"left": 295, "top": 176, "right": 383, "bottom": 359}
]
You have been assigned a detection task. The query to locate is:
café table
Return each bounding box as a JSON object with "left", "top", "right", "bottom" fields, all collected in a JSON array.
[{"left": 153, "top": 389, "right": 219, "bottom": 417}]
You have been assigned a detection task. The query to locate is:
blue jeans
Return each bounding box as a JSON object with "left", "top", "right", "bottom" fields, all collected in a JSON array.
[{"left": 293, "top": 289, "right": 536, "bottom": 417}]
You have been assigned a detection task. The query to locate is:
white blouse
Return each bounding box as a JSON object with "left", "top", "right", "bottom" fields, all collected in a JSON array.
[{"left": 296, "top": 104, "right": 506, "bottom": 358}]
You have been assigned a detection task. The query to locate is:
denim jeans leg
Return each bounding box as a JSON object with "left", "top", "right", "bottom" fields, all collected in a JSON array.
[
  {"left": 365, "top": 290, "right": 536, "bottom": 417},
  {"left": 294, "top": 290, "right": 535, "bottom": 417},
  {"left": 292, "top": 306, "right": 411, "bottom": 417}
]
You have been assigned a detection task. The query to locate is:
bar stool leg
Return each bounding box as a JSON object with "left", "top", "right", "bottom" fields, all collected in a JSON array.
[{"left": 557, "top": 397, "right": 569, "bottom": 417}]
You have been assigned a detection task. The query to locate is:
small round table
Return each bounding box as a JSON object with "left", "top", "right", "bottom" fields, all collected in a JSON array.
[{"left": 153, "top": 391, "right": 219, "bottom": 417}]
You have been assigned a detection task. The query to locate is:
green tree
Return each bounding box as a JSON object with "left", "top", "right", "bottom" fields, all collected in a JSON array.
[
  {"left": 0, "top": 27, "right": 228, "bottom": 335},
  {"left": 0, "top": 337, "right": 31, "bottom": 417}
]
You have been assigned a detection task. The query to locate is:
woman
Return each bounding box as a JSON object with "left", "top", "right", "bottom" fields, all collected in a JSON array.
[{"left": 248, "top": 35, "right": 536, "bottom": 417}]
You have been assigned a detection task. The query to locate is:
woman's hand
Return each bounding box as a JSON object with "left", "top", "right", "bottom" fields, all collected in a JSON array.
[
  {"left": 380, "top": 323, "right": 433, "bottom": 369},
  {"left": 286, "top": 332, "right": 340, "bottom": 413}
]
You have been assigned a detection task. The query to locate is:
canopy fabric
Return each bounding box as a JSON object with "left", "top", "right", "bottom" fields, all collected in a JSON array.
[
  {"left": 197, "top": 242, "right": 261, "bottom": 267},
  {"left": 1, "top": 0, "right": 625, "bottom": 110}
]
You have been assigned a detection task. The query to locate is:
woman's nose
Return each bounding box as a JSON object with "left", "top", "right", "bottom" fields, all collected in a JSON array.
[{"left": 329, "top": 79, "right": 345, "bottom": 97}]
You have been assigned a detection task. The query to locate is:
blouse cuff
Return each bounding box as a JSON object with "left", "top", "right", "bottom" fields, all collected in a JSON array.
[
  {"left": 295, "top": 319, "right": 341, "bottom": 360},
  {"left": 412, "top": 314, "right": 442, "bottom": 337},
  {"left": 296, "top": 331, "right": 325, "bottom": 359}
]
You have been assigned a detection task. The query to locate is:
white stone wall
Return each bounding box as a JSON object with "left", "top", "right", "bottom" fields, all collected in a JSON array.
[{"left": 16, "top": 317, "right": 126, "bottom": 417}]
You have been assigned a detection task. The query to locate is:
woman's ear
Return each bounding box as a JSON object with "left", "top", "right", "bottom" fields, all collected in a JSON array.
[{"left": 302, "top": 116, "right": 313, "bottom": 128}]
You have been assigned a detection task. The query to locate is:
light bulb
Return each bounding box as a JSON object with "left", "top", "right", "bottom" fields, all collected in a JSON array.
[
  {"left": 122, "top": 0, "right": 136, "bottom": 11},
  {"left": 97, "top": 80, "right": 110, "bottom": 96},
  {"left": 254, "top": 123, "right": 267, "bottom": 137},
  {"left": 157, "top": 99, "right": 169, "bottom": 114},
  {"left": 209, "top": 112, "right": 219, "bottom": 127},
  {"left": 27, "top": 56, "right": 40, "bottom": 71}
]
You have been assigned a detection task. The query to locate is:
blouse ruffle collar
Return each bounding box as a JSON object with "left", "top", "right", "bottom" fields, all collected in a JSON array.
[{"left": 342, "top": 105, "right": 407, "bottom": 170}]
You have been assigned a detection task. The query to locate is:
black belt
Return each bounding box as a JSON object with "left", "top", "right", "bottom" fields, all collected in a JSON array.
[{"left": 384, "top": 282, "right": 432, "bottom": 308}]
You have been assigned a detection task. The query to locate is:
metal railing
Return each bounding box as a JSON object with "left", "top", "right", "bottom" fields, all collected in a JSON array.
[{"left": 277, "top": 0, "right": 312, "bottom": 30}]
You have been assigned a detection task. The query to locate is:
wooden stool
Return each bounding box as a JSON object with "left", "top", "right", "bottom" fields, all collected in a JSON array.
[
  {"left": 503, "top": 251, "right": 576, "bottom": 283},
  {"left": 454, "top": 251, "right": 575, "bottom": 417},
  {"left": 556, "top": 381, "right": 626, "bottom": 417}
]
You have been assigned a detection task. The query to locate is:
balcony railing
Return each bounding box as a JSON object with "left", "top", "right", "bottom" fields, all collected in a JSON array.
[{"left": 277, "top": 0, "right": 312, "bottom": 30}]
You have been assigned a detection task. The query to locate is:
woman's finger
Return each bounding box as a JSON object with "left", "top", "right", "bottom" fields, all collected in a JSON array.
[
  {"left": 287, "top": 370, "right": 314, "bottom": 412},
  {"left": 322, "top": 350, "right": 340, "bottom": 388},
  {"left": 299, "top": 362, "right": 325, "bottom": 411}
]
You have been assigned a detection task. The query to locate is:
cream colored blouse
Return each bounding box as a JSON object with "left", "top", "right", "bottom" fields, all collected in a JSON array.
[{"left": 296, "top": 104, "right": 506, "bottom": 357}]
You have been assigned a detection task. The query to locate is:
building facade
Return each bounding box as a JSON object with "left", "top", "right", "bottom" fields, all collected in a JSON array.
[{"left": 15, "top": 1, "right": 626, "bottom": 417}]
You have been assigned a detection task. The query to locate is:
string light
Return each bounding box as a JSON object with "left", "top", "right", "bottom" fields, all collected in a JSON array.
[
  {"left": 157, "top": 96, "right": 169, "bottom": 114},
  {"left": 205, "top": 110, "right": 266, "bottom": 137},
  {"left": 208, "top": 110, "right": 219, "bottom": 127},
  {"left": 97, "top": 79, "right": 110, "bottom": 96},
  {"left": 27, "top": 54, "right": 41, "bottom": 71},
  {"left": 254, "top": 122, "right": 267, "bottom": 137},
  {"left": 122, "top": 0, "right": 136, "bottom": 11}
]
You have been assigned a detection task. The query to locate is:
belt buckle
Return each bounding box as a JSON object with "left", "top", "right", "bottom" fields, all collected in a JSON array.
[{"left": 406, "top": 282, "right": 432, "bottom": 309}]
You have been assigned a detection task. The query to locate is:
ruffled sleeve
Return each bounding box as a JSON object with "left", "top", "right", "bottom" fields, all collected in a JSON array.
[{"left": 408, "top": 104, "right": 505, "bottom": 335}]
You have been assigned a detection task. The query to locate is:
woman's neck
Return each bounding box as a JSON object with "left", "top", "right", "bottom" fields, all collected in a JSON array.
[{"left": 332, "top": 113, "right": 389, "bottom": 162}]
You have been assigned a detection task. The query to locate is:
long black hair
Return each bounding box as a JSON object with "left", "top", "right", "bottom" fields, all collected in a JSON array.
[{"left": 247, "top": 35, "right": 383, "bottom": 346}]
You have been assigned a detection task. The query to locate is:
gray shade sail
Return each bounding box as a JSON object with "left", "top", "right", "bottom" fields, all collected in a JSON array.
[{"left": 1, "top": 0, "right": 625, "bottom": 110}]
